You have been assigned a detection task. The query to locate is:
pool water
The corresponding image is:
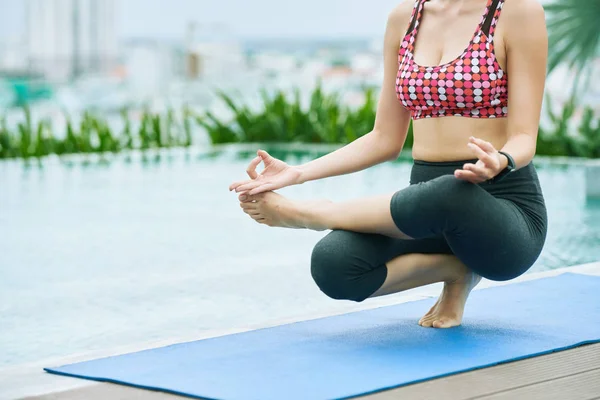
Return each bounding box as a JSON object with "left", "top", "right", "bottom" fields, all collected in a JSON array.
[{"left": 1, "top": 151, "right": 599, "bottom": 368}]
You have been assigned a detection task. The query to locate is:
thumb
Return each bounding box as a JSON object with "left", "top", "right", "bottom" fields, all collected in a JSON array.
[{"left": 257, "top": 149, "right": 273, "bottom": 162}]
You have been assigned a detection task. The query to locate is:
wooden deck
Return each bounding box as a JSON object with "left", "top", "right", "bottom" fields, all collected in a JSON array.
[{"left": 24, "top": 343, "right": 600, "bottom": 400}]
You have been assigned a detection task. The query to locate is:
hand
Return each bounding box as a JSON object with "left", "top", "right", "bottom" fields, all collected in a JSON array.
[
  {"left": 229, "top": 150, "right": 302, "bottom": 196},
  {"left": 454, "top": 137, "right": 507, "bottom": 184}
]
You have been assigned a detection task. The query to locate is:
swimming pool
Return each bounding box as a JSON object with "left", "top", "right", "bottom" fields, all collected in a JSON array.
[{"left": 1, "top": 150, "right": 599, "bottom": 368}]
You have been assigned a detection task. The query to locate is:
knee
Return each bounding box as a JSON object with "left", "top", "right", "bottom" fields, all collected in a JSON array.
[
  {"left": 310, "top": 232, "right": 372, "bottom": 303},
  {"left": 434, "top": 174, "right": 476, "bottom": 196}
]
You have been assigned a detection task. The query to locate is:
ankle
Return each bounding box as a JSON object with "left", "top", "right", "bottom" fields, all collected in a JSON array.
[
  {"left": 443, "top": 261, "right": 470, "bottom": 284},
  {"left": 304, "top": 201, "right": 335, "bottom": 231}
]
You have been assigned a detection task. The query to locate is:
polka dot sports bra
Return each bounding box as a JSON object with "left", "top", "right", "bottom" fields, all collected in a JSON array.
[{"left": 396, "top": 0, "right": 508, "bottom": 119}]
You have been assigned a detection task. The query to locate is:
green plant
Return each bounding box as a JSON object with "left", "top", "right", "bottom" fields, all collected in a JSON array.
[
  {"left": 197, "top": 84, "right": 382, "bottom": 145},
  {"left": 0, "top": 89, "right": 597, "bottom": 161},
  {"left": 574, "top": 107, "right": 600, "bottom": 158},
  {"left": 17, "top": 107, "right": 33, "bottom": 158},
  {"left": 546, "top": 0, "right": 600, "bottom": 91},
  {"left": 0, "top": 116, "right": 14, "bottom": 158},
  {"left": 120, "top": 109, "right": 134, "bottom": 150},
  {"left": 182, "top": 106, "right": 193, "bottom": 147}
]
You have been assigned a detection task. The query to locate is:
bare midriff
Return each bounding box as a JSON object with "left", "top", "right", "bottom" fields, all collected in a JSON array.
[{"left": 411, "top": 116, "right": 508, "bottom": 161}]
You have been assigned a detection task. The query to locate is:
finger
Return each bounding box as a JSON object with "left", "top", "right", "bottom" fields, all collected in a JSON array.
[
  {"left": 469, "top": 136, "right": 496, "bottom": 153},
  {"left": 257, "top": 149, "right": 272, "bottom": 162},
  {"left": 229, "top": 179, "right": 253, "bottom": 191},
  {"left": 248, "top": 183, "right": 276, "bottom": 196},
  {"left": 229, "top": 181, "right": 243, "bottom": 191},
  {"left": 246, "top": 156, "right": 262, "bottom": 179},
  {"left": 463, "top": 164, "right": 493, "bottom": 180},
  {"left": 231, "top": 179, "right": 261, "bottom": 192},
  {"left": 467, "top": 143, "right": 495, "bottom": 166},
  {"left": 234, "top": 180, "right": 264, "bottom": 193},
  {"left": 231, "top": 174, "right": 264, "bottom": 192},
  {"left": 454, "top": 169, "right": 484, "bottom": 183}
]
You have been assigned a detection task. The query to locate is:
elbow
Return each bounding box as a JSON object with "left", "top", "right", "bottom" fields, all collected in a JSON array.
[
  {"left": 385, "top": 147, "right": 402, "bottom": 161},
  {"left": 378, "top": 141, "right": 402, "bottom": 162},
  {"left": 372, "top": 129, "right": 403, "bottom": 161}
]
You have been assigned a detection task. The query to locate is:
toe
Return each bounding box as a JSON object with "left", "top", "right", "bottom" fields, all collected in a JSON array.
[
  {"left": 433, "top": 318, "right": 459, "bottom": 329},
  {"left": 418, "top": 304, "right": 439, "bottom": 326},
  {"left": 432, "top": 319, "right": 446, "bottom": 329},
  {"left": 240, "top": 202, "right": 257, "bottom": 210},
  {"left": 246, "top": 193, "right": 266, "bottom": 202}
]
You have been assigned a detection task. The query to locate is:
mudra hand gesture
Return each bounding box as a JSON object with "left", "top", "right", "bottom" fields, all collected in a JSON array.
[
  {"left": 455, "top": 136, "right": 508, "bottom": 184},
  {"left": 229, "top": 150, "right": 302, "bottom": 198}
]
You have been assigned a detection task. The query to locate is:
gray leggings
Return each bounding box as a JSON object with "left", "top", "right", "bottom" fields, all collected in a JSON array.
[{"left": 310, "top": 159, "right": 548, "bottom": 302}]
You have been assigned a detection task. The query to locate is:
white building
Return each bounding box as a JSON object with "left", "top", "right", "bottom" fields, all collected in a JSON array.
[
  {"left": 123, "top": 40, "right": 182, "bottom": 97},
  {"left": 26, "top": 0, "right": 117, "bottom": 81},
  {"left": 0, "top": 37, "right": 28, "bottom": 71},
  {"left": 185, "top": 23, "right": 246, "bottom": 82}
]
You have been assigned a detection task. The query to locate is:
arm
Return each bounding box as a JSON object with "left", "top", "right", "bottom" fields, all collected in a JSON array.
[
  {"left": 230, "top": 3, "right": 414, "bottom": 195},
  {"left": 297, "top": 5, "right": 412, "bottom": 183},
  {"left": 455, "top": 0, "right": 547, "bottom": 182},
  {"left": 499, "top": 0, "right": 548, "bottom": 170}
]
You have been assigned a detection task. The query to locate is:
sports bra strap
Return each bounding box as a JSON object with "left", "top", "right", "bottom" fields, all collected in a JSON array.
[
  {"left": 405, "top": 0, "right": 426, "bottom": 38},
  {"left": 481, "top": 0, "right": 505, "bottom": 39}
]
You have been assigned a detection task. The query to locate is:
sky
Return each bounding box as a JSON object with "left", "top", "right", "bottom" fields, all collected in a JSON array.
[{"left": 0, "top": 0, "right": 399, "bottom": 41}]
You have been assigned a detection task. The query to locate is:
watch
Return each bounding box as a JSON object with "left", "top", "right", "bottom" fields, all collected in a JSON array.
[{"left": 490, "top": 151, "right": 516, "bottom": 183}]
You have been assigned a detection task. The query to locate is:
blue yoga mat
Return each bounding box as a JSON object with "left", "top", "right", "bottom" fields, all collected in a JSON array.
[{"left": 46, "top": 273, "right": 600, "bottom": 400}]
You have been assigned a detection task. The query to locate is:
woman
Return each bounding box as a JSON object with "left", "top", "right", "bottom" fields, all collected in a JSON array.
[{"left": 230, "top": 0, "right": 548, "bottom": 328}]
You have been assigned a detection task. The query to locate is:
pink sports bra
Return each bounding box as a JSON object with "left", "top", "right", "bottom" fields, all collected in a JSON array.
[{"left": 396, "top": 0, "right": 508, "bottom": 119}]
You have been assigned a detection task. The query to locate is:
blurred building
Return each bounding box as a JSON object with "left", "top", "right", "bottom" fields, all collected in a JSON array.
[
  {"left": 184, "top": 22, "right": 246, "bottom": 81},
  {"left": 26, "top": 0, "right": 118, "bottom": 81},
  {"left": 123, "top": 39, "right": 184, "bottom": 96}
]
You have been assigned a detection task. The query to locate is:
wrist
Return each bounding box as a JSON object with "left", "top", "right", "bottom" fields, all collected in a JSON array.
[
  {"left": 489, "top": 151, "right": 516, "bottom": 183},
  {"left": 496, "top": 152, "right": 509, "bottom": 175},
  {"left": 295, "top": 165, "right": 308, "bottom": 185}
]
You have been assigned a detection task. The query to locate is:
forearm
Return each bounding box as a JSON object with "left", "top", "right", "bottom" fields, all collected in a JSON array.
[
  {"left": 500, "top": 132, "right": 537, "bottom": 170},
  {"left": 297, "top": 130, "right": 401, "bottom": 184}
]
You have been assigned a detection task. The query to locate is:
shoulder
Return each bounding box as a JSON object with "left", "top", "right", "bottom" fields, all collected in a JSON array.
[
  {"left": 500, "top": 0, "right": 547, "bottom": 44},
  {"left": 502, "top": 0, "right": 545, "bottom": 15},
  {"left": 501, "top": 0, "right": 546, "bottom": 32},
  {"left": 386, "top": 0, "right": 417, "bottom": 33}
]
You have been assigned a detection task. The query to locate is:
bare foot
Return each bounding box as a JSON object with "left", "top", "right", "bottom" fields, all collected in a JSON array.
[
  {"left": 239, "top": 192, "right": 331, "bottom": 230},
  {"left": 418, "top": 271, "right": 482, "bottom": 329}
]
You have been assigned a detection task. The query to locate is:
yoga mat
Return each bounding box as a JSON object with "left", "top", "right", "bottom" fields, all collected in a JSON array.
[{"left": 46, "top": 273, "right": 600, "bottom": 400}]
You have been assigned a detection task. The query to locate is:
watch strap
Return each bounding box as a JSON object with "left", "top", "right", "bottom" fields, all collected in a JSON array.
[
  {"left": 489, "top": 151, "right": 515, "bottom": 183},
  {"left": 498, "top": 151, "right": 516, "bottom": 171}
]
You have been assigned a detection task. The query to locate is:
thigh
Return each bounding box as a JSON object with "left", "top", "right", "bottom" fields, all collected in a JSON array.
[
  {"left": 444, "top": 196, "right": 544, "bottom": 281},
  {"left": 390, "top": 174, "right": 545, "bottom": 280}
]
